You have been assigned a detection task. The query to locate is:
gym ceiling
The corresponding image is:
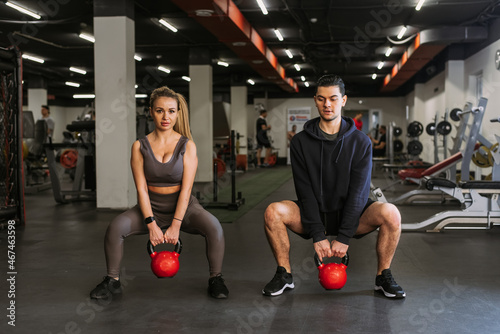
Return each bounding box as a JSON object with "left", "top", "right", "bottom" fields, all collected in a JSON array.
[{"left": 0, "top": 0, "right": 499, "bottom": 106}]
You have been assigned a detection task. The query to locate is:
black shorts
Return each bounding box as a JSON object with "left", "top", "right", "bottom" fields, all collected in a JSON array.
[
  {"left": 293, "top": 198, "right": 375, "bottom": 240},
  {"left": 256, "top": 138, "right": 271, "bottom": 149}
]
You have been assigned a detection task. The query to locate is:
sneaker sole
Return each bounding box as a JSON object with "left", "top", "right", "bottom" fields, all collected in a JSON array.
[
  {"left": 262, "top": 282, "right": 295, "bottom": 296},
  {"left": 374, "top": 285, "right": 406, "bottom": 298}
]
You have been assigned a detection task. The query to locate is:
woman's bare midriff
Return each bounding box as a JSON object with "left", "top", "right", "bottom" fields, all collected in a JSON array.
[{"left": 148, "top": 185, "right": 181, "bottom": 194}]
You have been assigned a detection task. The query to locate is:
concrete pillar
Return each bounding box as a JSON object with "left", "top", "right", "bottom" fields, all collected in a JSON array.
[
  {"left": 445, "top": 60, "right": 465, "bottom": 110},
  {"left": 231, "top": 84, "right": 248, "bottom": 171},
  {"left": 27, "top": 75, "right": 47, "bottom": 122},
  {"left": 189, "top": 48, "right": 213, "bottom": 182},
  {"left": 94, "top": 0, "right": 136, "bottom": 209}
]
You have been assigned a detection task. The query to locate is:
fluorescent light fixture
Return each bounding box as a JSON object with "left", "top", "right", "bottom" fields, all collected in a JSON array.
[
  {"left": 385, "top": 47, "right": 393, "bottom": 57},
  {"left": 73, "top": 94, "right": 95, "bottom": 99},
  {"left": 135, "top": 84, "right": 138, "bottom": 89},
  {"left": 135, "top": 94, "right": 147, "bottom": 98},
  {"left": 182, "top": 76, "right": 191, "bottom": 82},
  {"left": 300, "top": 76, "right": 306, "bottom": 81},
  {"left": 377, "top": 61, "right": 384, "bottom": 69},
  {"left": 22, "top": 54, "right": 44, "bottom": 63},
  {"left": 415, "top": 0, "right": 426, "bottom": 11},
  {"left": 5, "top": 1, "right": 41, "bottom": 19},
  {"left": 159, "top": 19, "right": 178, "bottom": 33},
  {"left": 134, "top": 55, "right": 142, "bottom": 61},
  {"left": 69, "top": 67, "right": 86, "bottom": 75},
  {"left": 285, "top": 49, "right": 293, "bottom": 59},
  {"left": 294, "top": 64, "right": 301, "bottom": 72},
  {"left": 256, "top": 0, "right": 268, "bottom": 15},
  {"left": 79, "top": 33, "right": 95, "bottom": 43},
  {"left": 158, "top": 66, "right": 171, "bottom": 74},
  {"left": 372, "top": 73, "right": 377, "bottom": 80},
  {"left": 304, "top": 82, "right": 310, "bottom": 87},
  {"left": 274, "top": 29, "right": 284, "bottom": 41},
  {"left": 247, "top": 79, "right": 255, "bottom": 85},
  {"left": 397, "top": 26, "right": 407, "bottom": 39},
  {"left": 217, "top": 61, "right": 229, "bottom": 67},
  {"left": 65, "top": 81, "right": 80, "bottom": 87}
]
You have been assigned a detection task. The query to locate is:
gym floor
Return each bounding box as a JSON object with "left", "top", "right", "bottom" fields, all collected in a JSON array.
[{"left": 1, "top": 165, "right": 500, "bottom": 334}]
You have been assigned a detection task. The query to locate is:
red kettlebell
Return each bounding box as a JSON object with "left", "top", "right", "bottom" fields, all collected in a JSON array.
[
  {"left": 314, "top": 252, "right": 349, "bottom": 290},
  {"left": 147, "top": 239, "right": 182, "bottom": 278}
]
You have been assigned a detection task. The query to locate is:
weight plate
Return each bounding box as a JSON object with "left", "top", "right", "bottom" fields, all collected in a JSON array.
[
  {"left": 407, "top": 140, "right": 423, "bottom": 155},
  {"left": 407, "top": 121, "right": 423, "bottom": 137},
  {"left": 450, "top": 108, "right": 462, "bottom": 122},
  {"left": 436, "top": 121, "right": 452, "bottom": 135},
  {"left": 426, "top": 123, "right": 436, "bottom": 136},
  {"left": 394, "top": 139, "right": 403, "bottom": 153}
]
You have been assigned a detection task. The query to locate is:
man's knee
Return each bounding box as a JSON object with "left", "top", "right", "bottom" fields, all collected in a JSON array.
[
  {"left": 264, "top": 202, "right": 288, "bottom": 227},
  {"left": 380, "top": 203, "right": 401, "bottom": 230}
]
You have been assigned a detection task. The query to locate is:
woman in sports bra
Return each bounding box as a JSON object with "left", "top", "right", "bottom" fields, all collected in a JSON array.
[{"left": 90, "top": 86, "right": 228, "bottom": 299}]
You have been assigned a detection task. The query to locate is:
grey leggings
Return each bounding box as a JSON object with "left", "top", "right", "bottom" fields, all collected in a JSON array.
[{"left": 104, "top": 191, "right": 225, "bottom": 278}]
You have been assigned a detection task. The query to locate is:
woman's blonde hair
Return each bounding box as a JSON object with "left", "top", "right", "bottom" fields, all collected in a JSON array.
[{"left": 149, "top": 86, "right": 193, "bottom": 140}]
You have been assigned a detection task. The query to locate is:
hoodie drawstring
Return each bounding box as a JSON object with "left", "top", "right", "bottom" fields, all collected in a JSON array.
[
  {"left": 335, "top": 135, "right": 345, "bottom": 163},
  {"left": 320, "top": 141, "right": 324, "bottom": 196}
]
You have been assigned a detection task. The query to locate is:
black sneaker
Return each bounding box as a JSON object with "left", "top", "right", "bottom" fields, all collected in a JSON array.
[
  {"left": 375, "top": 269, "right": 406, "bottom": 299},
  {"left": 90, "top": 276, "right": 122, "bottom": 300},
  {"left": 262, "top": 266, "right": 294, "bottom": 296},
  {"left": 208, "top": 274, "right": 229, "bottom": 299}
]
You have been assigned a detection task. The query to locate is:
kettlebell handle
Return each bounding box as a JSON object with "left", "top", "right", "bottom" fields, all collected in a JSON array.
[
  {"left": 314, "top": 251, "right": 349, "bottom": 268},
  {"left": 147, "top": 238, "right": 183, "bottom": 256}
]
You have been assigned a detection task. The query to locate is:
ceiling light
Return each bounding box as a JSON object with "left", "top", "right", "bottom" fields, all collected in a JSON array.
[
  {"left": 415, "top": 0, "right": 426, "bottom": 11},
  {"left": 194, "top": 9, "right": 214, "bottom": 17},
  {"left": 377, "top": 61, "right": 385, "bottom": 69},
  {"left": 79, "top": 33, "right": 95, "bottom": 43},
  {"left": 232, "top": 41, "right": 247, "bottom": 47},
  {"left": 22, "top": 54, "right": 44, "bottom": 63},
  {"left": 5, "top": 2, "right": 41, "bottom": 19},
  {"left": 304, "top": 82, "right": 310, "bottom": 87},
  {"left": 73, "top": 94, "right": 95, "bottom": 99},
  {"left": 294, "top": 64, "right": 301, "bottom": 72},
  {"left": 217, "top": 61, "right": 229, "bottom": 67},
  {"left": 385, "top": 47, "right": 393, "bottom": 57},
  {"left": 247, "top": 79, "right": 255, "bottom": 85},
  {"left": 134, "top": 55, "right": 142, "bottom": 61},
  {"left": 310, "top": 18, "right": 318, "bottom": 23},
  {"left": 256, "top": 0, "right": 268, "bottom": 15},
  {"left": 372, "top": 73, "right": 377, "bottom": 80},
  {"left": 285, "top": 49, "right": 293, "bottom": 59},
  {"left": 135, "top": 94, "right": 147, "bottom": 98},
  {"left": 159, "top": 19, "right": 178, "bottom": 33},
  {"left": 397, "top": 26, "right": 407, "bottom": 39},
  {"left": 274, "top": 29, "right": 284, "bottom": 41},
  {"left": 300, "top": 76, "right": 306, "bottom": 81},
  {"left": 135, "top": 84, "right": 138, "bottom": 89},
  {"left": 69, "top": 67, "right": 86, "bottom": 75},
  {"left": 158, "top": 66, "right": 171, "bottom": 74},
  {"left": 182, "top": 76, "right": 191, "bottom": 82},
  {"left": 65, "top": 81, "right": 80, "bottom": 87}
]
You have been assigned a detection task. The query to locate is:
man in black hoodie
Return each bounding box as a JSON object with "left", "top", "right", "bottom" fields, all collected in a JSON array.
[{"left": 262, "top": 75, "right": 405, "bottom": 299}]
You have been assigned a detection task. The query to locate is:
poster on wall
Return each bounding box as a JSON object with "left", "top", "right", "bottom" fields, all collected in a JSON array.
[{"left": 287, "top": 107, "right": 311, "bottom": 164}]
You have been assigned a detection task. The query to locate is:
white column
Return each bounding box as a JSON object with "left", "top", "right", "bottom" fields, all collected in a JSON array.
[
  {"left": 445, "top": 60, "right": 465, "bottom": 110},
  {"left": 189, "top": 64, "right": 213, "bottom": 182},
  {"left": 94, "top": 16, "right": 136, "bottom": 209},
  {"left": 230, "top": 86, "right": 248, "bottom": 156}
]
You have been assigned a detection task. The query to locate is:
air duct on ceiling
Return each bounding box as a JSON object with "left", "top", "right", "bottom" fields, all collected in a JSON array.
[
  {"left": 170, "top": 0, "right": 298, "bottom": 93},
  {"left": 381, "top": 26, "right": 487, "bottom": 93}
]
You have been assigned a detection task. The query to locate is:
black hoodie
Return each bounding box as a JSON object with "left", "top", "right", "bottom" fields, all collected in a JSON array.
[{"left": 290, "top": 116, "right": 372, "bottom": 245}]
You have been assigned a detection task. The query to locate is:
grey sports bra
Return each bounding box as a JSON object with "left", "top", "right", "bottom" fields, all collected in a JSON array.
[{"left": 139, "top": 135, "right": 188, "bottom": 187}]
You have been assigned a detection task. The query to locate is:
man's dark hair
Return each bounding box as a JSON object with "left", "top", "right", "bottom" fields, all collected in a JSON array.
[
  {"left": 41, "top": 105, "right": 50, "bottom": 112},
  {"left": 316, "top": 75, "right": 345, "bottom": 96},
  {"left": 260, "top": 109, "right": 267, "bottom": 115}
]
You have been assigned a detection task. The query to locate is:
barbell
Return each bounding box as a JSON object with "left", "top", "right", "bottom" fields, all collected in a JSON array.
[{"left": 450, "top": 107, "right": 483, "bottom": 122}]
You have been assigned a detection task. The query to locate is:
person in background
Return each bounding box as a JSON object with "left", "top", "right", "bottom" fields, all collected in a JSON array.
[
  {"left": 369, "top": 125, "right": 387, "bottom": 157},
  {"left": 256, "top": 109, "right": 272, "bottom": 167},
  {"left": 287, "top": 124, "right": 297, "bottom": 147},
  {"left": 353, "top": 112, "right": 363, "bottom": 131},
  {"left": 40, "top": 105, "right": 55, "bottom": 142}
]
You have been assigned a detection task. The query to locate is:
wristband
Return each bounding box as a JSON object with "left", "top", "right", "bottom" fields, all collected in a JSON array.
[
  {"left": 144, "top": 216, "right": 155, "bottom": 225},
  {"left": 173, "top": 217, "right": 183, "bottom": 222}
]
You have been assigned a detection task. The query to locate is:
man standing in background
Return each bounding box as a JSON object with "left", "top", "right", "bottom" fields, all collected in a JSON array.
[{"left": 40, "top": 105, "right": 55, "bottom": 142}]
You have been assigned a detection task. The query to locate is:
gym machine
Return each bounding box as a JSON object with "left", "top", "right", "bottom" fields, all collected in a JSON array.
[
  {"left": 198, "top": 130, "right": 245, "bottom": 211},
  {"left": 43, "top": 121, "right": 96, "bottom": 204},
  {"left": 0, "top": 46, "right": 24, "bottom": 226}
]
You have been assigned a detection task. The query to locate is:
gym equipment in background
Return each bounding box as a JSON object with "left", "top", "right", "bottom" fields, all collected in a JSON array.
[{"left": 0, "top": 46, "right": 24, "bottom": 227}]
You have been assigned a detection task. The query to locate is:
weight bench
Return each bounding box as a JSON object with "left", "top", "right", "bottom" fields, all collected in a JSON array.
[{"left": 401, "top": 176, "right": 500, "bottom": 232}]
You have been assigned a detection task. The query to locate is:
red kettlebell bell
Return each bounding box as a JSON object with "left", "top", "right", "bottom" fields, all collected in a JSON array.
[
  {"left": 147, "top": 239, "right": 182, "bottom": 278},
  {"left": 314, "top": 252, "right": 349, "bottom": 290}
]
